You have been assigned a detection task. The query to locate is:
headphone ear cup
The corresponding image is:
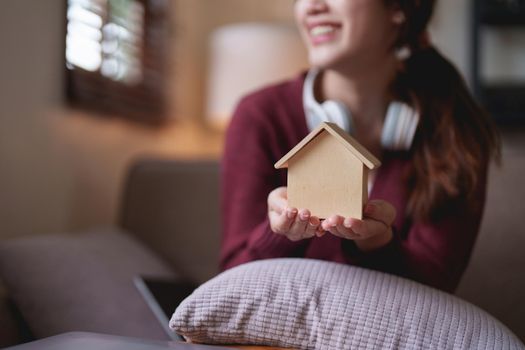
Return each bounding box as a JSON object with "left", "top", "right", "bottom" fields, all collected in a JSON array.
[
  {"left": 381, "top": 102, "right": 419, "bottom": 151},
  {"left": 321, "top": 100, "right": 353, "bottom": 134}
]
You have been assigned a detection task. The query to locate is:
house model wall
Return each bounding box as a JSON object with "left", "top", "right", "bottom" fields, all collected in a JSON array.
[{"left": 275, "top": 122, "right": 381, "bottom": 220}]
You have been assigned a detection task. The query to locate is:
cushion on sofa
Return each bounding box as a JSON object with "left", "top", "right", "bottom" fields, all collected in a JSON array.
[
  {"left": 0, "top": 229, "right": 176, "bottom": 340},
  {"left": 170, "top": 258, "right": 524, "bottom": 350},
  {"left": 120, "top": 159, "right": 221, "bottom": 284}
]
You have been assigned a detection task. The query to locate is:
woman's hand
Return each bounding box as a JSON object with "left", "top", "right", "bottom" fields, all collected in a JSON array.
[
  {"left": 321, "top": 200, "right": 396, "bottom": 252},
  {"left": 268, "top": 187, "right": 323, "bottom": 241}
]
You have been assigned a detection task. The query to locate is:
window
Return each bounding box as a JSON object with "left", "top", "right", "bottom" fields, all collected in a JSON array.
[{"left": 65, "top": 0, "right": 169, "bottom": 124}]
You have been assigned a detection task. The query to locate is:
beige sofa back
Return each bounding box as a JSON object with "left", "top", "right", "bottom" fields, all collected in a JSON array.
[{"left": 120, "top": 159, "right": 221, "bottom": 283}]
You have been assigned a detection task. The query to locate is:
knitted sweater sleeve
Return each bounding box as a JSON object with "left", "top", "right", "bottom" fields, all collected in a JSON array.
[{"left": 219, "top": 96, "right": 309, "bottom": 271}]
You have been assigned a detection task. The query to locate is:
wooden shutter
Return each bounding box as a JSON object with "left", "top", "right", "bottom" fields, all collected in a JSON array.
[{"left": 65, "top": 0, "right": 169, "bottom": 124}]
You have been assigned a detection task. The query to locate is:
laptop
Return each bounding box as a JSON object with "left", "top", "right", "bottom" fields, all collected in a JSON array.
[{"left": 133, "top": 276, "right": 198, "bottom": 341}]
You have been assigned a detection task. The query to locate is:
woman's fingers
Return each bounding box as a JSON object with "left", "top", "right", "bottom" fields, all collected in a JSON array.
[
  {"left": 269, "top": 190, "right": 397, "bottom": 242},
  {"left": 271, "top": 208, "right": 318, "bottom": 241},
  {"left": 322, "top": 215, "right": 360, "bottom": 239},
  {"left": 321, "top": 215, "right": 332, "bottom": 232},
  {"left": 269, "top": 207, "right": 297, "bottom": 234},
  {"left": 344, "top": 217, "right": 390, "bottom": 240},
  {"left": 305, "top": 216, "right": 321, "bottom": 237},
  {"left": 267, "top": 186, "right": 288, "bottom": 215},
  {"left": 289, "top": 209, "right": 313, "bottom": 240},
  {"left": 322, "top": 215, "right": 385, "bottom": 241},
  {"left": 267, "top": 186, "right": 323, "bottom": 241},
  {"left": 363, "top": 200, "right": 396, "bottom": 226},
  {"left": 318, "top": 200, "right": 397, "bottom": 241}
]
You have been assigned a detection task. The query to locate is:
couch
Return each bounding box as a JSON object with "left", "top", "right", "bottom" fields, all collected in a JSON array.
[
  {"left": 0, "top": 153, "right": 524, "bottom": 347},
  {"left": 0, "top": 159, "right": 221, "bottom": 347}
]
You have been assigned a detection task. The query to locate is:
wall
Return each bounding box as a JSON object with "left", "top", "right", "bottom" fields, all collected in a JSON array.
[
  {"left": 430, "top": 0, "right": 525, "bottom": 85},
  {"left": 172, "top": 0, "right": 296, "bottom": 120},
  {"left": 0, "top": 0, "right": 71, "bottom": 238},
  {"left": 430, "top": 0, "right": 470, "bottom": 81},
  {"left": 0, "top": 0, "right": 296, "bottom": 240}
]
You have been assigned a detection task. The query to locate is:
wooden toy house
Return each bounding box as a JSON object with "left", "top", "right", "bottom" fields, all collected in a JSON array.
[{"left": 274, "top": 122, "right": 381, "bottom": 219}]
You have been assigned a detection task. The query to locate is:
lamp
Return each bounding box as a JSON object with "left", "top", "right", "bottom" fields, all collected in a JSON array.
[{"left": 206, "top": 22, "right": 308, "bottom": 129}]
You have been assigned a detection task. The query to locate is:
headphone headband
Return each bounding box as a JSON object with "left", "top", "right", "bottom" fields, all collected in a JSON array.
[
  {"left": 303, "top": 69, "right": 419, "bottom": 151},
  {"left": 303, "top": 69, "right": 353, "bottom": 134}
]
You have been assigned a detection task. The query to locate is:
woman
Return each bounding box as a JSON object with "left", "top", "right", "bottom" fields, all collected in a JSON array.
[{"left": 220, "top": 0, "right": 500, "bottom": 292}]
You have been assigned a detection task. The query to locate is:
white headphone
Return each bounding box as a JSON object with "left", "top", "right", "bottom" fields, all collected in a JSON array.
[{"left": 303, "top": 69, "right": 419, "bottom": 151}]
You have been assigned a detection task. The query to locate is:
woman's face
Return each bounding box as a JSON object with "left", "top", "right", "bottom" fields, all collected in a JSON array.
[{"left": 294, "top": 0, "right": 402, "bottom": 70}]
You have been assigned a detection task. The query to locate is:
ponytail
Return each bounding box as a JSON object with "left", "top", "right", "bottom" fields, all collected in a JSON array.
[{"left": 399, "top": 47, "right": 501, "bottom": 221}]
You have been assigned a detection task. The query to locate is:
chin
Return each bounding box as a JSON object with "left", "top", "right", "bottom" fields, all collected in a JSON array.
[{"left": 308, "top": 52, "right": 349, "bottom": 71}]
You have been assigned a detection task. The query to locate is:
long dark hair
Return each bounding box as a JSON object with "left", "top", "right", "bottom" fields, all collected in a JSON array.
[{"left": 388, "top": 0, "right": 501, "bottom": 221}]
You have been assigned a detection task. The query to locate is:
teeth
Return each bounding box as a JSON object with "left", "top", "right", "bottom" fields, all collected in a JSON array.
[{"left": 310, "top": 25, "right": 335, "bottom": 36}]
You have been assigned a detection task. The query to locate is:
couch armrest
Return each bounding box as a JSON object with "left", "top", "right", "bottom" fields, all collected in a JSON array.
[{"left": 119, "top": 158, "right": 221, "bottom": 283}]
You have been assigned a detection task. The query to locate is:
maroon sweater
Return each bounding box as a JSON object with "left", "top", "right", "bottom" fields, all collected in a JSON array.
[{"left": 220, "top": 73, "right": 487, "bottom": 293}]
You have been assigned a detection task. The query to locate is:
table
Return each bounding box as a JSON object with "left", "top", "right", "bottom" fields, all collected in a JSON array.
[{"left": 5, "top": 332, "right": 292, "bottom": 350}]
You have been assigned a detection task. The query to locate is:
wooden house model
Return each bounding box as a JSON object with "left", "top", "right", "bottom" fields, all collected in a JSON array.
[{"left": 274, "top": 122, "right": 381, "bottom": 220}]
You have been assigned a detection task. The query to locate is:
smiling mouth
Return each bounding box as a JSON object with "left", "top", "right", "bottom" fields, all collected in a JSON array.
[
  {"left": 308, "top": 24, "right": 340, "bottom": 44},
  {"left": 311, "top": 25, "right": 336, "bottom": 36}
]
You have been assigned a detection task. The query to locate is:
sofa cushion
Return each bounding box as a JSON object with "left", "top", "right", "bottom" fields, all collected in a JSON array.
[
  {"left": 170, "top": 258, "right": 524, "bottom": 350},
  {"left": 120, "top": 159, "right": 220, "bottom": 284},
  {"left": 0, "top": 229, "right": 176, "bottom": 340}
]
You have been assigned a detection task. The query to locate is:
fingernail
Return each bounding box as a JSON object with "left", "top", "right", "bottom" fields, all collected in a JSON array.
[
  {"left": 343, "top": 219, "right": 352, "bottom": 228},
  {"left": 286, "top": 209, "right": 296, "bottom": 219},
  {"left": 300, "top": 213, "right": 309, "bottom": 221},
  {"left": 309, "top": 217, "right": 320, "bottom": 226}
]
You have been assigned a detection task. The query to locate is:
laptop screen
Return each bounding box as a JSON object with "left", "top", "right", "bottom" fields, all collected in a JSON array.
[{"left": 133, "top": 276, "right": 197, "bottom": 341}]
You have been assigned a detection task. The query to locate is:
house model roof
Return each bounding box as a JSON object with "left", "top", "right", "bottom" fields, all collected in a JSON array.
[{"left": 274, "top": 122, "right": 381, "bottom": 170}]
